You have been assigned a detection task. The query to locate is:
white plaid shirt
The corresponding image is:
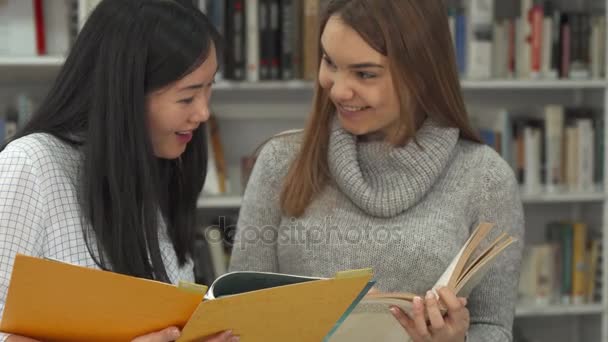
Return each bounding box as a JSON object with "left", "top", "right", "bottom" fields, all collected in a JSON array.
[{"left": 0, "top": 133, "right": 194, "bottom": 341}]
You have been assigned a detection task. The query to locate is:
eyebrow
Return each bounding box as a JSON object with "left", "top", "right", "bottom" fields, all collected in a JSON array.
[
  {"left": 321, "top": 46, "right": 384, "bottom": 69},
  {"left": 177, "top": 68, "right": 219, "bottom": 91},
  {"left": 178, "top": 83, "right": 204, "bottom": 91}
]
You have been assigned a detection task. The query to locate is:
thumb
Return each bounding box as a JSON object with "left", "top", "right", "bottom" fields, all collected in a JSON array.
[{"left": 132, "top": 327, "right": 181, "bottom": 342}]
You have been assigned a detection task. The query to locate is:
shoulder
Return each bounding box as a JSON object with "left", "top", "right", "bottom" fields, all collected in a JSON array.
[
  {"left": 246, "top": 130, "right": 303, "bottom": 187},
  {"left": 1, "top": 133, "right": 80, "bottom": 176},
  {"left": 255, "top": 130, "right": 303, "bottom": 167},
  {"left": 453, "top": 139, "right": 519, "bottom": 195}
]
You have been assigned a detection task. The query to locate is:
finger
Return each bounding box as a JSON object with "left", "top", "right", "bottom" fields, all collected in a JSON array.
[
  {"left": 200, "top": 330, "right": 238, "bottom": 342},
  {"left": 424, "top": 291, "right": 445, "bottom": 331},
  {"left": 459, "top": 297, "right": 467, "bottom": 307},
  {"left": 411, "top": 296, "right": 432, "bottom": 340},
  {"left": 367, "top": 287, "right": 380, "bottom": 295},
  {"left": 131, "top": 327, "right": 181, "bottom": 342},
  {"left": 437, "top": 287, "right": 466, "bottom": 320},
  {"left": 389, "top": 306, "right": 419, "bottom": 338}
]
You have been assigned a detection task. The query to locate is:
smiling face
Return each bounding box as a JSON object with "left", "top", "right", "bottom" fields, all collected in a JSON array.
[
  {"left": 146, "top": 44, "right": 218, "bottom": 159},
  {"left": 318, "top": 16, "right": 401, "bottom": 138}
]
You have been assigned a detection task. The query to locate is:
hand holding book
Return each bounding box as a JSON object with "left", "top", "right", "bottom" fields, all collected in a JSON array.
[
  {"left": 389, "top": 287, "right": 469, "bottom": 342},
  {"left": 328, "top": 222, "right": 516, "bottom": 341}
]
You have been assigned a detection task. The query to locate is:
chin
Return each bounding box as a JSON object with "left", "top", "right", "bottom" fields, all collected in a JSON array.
[
  {"left": 338, "top": 117, "right": 371, "bottom": 136},
  {"left": 155, "top": 148, "right": 186, "bottom": 160}
]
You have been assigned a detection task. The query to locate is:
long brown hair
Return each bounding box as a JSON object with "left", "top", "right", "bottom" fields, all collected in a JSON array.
[{"left": 281, "top": 0, "right": 481, "bottom": 217}]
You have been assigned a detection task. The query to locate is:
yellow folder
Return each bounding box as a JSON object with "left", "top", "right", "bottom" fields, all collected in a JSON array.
[{"left": 0, "top": 254, "right": 373, "bottom": 342}]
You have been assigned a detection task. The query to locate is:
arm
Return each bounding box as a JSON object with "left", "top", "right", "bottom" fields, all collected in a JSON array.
[
  {"left": 466, "top": 157, "right": 525, "bottom": 342},
  {"left": 229, "top": 138, "right": 290, "bottom": 273},
  {"left": 0, "top": 146, "right": 47, "bottom": 341}
]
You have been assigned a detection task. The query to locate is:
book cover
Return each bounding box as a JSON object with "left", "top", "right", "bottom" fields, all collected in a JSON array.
[{"left": 0, "top": 255, "right": 373, "bottom": 342}]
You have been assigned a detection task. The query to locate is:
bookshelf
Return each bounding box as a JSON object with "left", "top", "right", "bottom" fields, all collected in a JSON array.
[{"left": 1, "top": 0, "right": 608, "bottom": 341}]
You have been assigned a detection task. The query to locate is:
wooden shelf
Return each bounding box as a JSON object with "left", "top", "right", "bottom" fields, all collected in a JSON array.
[
  {"left": 460, "top": 79, "right": 607, "bottom": 89},
  {"left": 0, "top": 56, "right": 65, "bottom": 67},
  {"left": 197, "top": 195, "right": 242, "bottom": 209},
  {"left": 209, "top": 79, "right": 608, "bottom": 91},
  {"left": 515, "top": 303, "right": 604, "bottom": 317},
  {"left": 521, "top": 190, "right": 605, "bottom": 203},
  {"left": 197, "top": 191, "right": 605, "bottom": 209}
]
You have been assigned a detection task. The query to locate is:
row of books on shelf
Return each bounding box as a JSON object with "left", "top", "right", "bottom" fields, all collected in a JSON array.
[
  {"left": 447, "top": 0, "right": 606, "bottom": 80},
  {"left": 471, "top": 105, "right": 603, "bottom": 195},
  {"left": 519, "top": 221, "right": 602, "bottom": 306},
  {"left": 0, "top": 0, "right": 81, "bottom": 57},
  {"left": 196, "top": 0, "right": 320, "bottom": 82},
  {"left": 4, "top": 0, "right": 608, "bottom": 84}
]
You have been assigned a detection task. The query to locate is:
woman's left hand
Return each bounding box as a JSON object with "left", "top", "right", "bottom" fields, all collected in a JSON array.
[{"left": 390, "top": 287, "right": 469, "bottom": 342}]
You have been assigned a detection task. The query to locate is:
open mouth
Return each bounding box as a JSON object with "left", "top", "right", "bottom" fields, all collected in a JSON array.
[{"left": 338, "top": 104, "right": 371, "bottom": 116}]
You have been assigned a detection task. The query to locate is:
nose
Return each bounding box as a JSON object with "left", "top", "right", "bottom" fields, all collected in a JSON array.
[
  {"left": 191, "top": 97, "right": 210, "bottom": 124},
  {"left": 330, "top": 76, "right": 354, "bottom": 102}
]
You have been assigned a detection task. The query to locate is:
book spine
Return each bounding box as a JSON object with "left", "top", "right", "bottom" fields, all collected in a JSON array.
[
  {"left": 544, "top": 105, "right": 564, "bottom": 193},
  {"left": 33, "top": 0, "right": 46, "bottom": 55},
  {"left": 280, "top": 0, "right": 294, "bottom": 80},
  {"left": 530, "top": 3, "right": 543, "bottom": 78},
  {"left": 269, "top": 0, "right": 281, "bottom": 80},
  {"left": 302, "top": 0, "right": 320, "bottom": 80},
  {"left": 245, "top": 0, "right": 259, "bottom": 82},
  {"left": 571, "top": 223, "right": 588, "bottom": 304}
]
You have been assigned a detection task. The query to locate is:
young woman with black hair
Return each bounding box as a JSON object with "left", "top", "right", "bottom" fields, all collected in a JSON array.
[{"left": 0, "top": 1, "right": 236, "bottom": 341}]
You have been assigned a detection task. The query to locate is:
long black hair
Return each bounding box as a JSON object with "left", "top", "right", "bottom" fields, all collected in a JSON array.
[{"left": 1, "top": 0, "right": 222, "bottom": 282}]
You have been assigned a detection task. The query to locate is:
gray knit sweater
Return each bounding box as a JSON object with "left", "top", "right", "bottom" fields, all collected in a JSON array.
[{"left": 229, "top": 118, "right": 525, "bottom": 341}]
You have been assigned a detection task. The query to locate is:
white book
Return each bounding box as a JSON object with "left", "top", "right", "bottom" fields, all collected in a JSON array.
[
  {"left": 0, "top": 0, "right": 36, "bottom": 56},
  {"left": 565, "top": 126, "right": 579, "bottom": 191},
  {"left": 590, "top": 16, "right": 606, "bottom": 79},
  {"left": 544, "top": 105, "right": 564, "bottom": 193},
  {"left": 198, "top": 0, "right": 207, "bottom": 13},
  {"left": 245, "top": 0, "right": 259, "bottom": 82},
  {"left": 517, "top": 0, "right": 532, "bottom": 78},
  {"left": 202, "top": 125, "right": 222, "bottom": 195},
  {"left": 541, "top": 16, "right": 555, "bottom": 78},
  {"left": 43, "top": 0, "right": 71, "bottom": 57},
  {"left": 466, "top": 0, "right": 494, "bottom": 79},
  {"left": 78, "top": 0, "right": 102, "bottom": 29},
  {"left": 577, "top": 119, "right": 595, "bottom": 192},
  {"left": 204, "top": 226, "right": 228, "bottom": 278},
  {"left": 492, "top": 21, "right": 507, "bottom": 78},
  {"left": 524, "top": 126, "right": 541, "bottom": 194}
]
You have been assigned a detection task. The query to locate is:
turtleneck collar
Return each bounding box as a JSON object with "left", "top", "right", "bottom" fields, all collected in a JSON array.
[{"left": 328, "top": 116, "right": 459, "bottom": 218}]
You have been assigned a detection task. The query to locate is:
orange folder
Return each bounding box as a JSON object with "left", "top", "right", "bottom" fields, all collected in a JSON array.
[{"left": 0, "top": 254, "right": 373, "bottom": 342}]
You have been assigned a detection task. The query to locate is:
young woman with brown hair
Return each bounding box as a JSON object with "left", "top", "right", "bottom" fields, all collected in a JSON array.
[{"left": 230, "top": 0, "right": 524, "bottom": 341}]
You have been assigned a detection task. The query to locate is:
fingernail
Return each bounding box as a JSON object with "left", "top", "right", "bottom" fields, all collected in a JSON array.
[
  {"left": 426, "top": 290, "right": 435, "bottom": 300},
  {"left": 170, "top": 328, "right": 181, "bottom": 340},
  {"left": 390, "top": 307, "right": 399, "bottom": 315},
  {"left": 230, "top": 337, "right": 240, "bottom": 342},
  {"left": 461, "top": 297, "right": 468, "bottom": 306},
  {"left": 413, "top": 296, "right": 422, "bottom": 307},
  {"left": 222, "top": 330, "right": 234, "bottom": 338}
]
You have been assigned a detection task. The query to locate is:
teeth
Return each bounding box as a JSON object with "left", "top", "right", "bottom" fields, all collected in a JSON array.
[
  {"left": 176, "top": 131, "right": 190, "bottom": 135},
  {"left": 341, "top": 105, "right": 367, "bottom": 112}
]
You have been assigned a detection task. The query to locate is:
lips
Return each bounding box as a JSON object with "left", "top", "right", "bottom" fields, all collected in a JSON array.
[
  {"left": 337, "top": 103, "right": 371, "bottom": 118},
  {"left": 175, "top": 131, "right": 193, "bottom": 143}
]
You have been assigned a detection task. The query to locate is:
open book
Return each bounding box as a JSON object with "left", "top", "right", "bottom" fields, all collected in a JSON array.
[
  {"left": 328, "top": 222, "right": 516, "bottom": 341},
  {"left": 0, "top": 255, "right": 373, "bottom": 342}
]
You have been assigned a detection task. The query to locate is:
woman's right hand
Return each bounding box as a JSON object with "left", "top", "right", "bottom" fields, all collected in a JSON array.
[{"left": 132, "top": 326, "right": 239, "bottom": 342}]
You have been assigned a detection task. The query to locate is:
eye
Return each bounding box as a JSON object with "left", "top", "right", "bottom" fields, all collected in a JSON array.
[
  {"left": 357, "top": 71, "right": 376, "bottom": 79},
  {"left": 178, "top": 97, "right": 194, "bottom": 104},
  {"left": 322, "top": 55, "right": 336, "bottom": 69}
]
